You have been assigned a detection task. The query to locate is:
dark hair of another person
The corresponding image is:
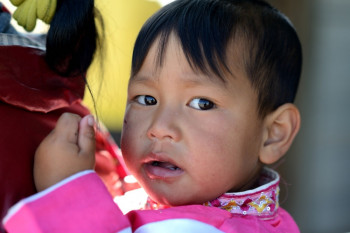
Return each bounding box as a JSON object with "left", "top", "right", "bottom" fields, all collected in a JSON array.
[
  {"left": 45, "top": 0, "right": 104, "bottom": 77},
  {"left": 131, "top": 0, "right": 302, "bottom": 117}
]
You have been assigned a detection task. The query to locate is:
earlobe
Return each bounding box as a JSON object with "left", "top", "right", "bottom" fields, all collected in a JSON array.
[{"left": 260, "top": 104, "right": 301, "bottom": 164}]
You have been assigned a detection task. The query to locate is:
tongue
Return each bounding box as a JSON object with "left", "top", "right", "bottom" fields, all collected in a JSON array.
[{"left": 146, "top": 161, "right": 184, "bottom": 178}]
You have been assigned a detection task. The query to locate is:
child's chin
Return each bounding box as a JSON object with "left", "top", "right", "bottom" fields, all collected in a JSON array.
[{"left": 148, "top": 192, "right": 185, "bottom": 206}]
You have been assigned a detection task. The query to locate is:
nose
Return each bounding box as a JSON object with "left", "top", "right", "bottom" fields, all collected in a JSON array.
[{"left": 147, "top": 105, "right": 181, "bottom": 142}]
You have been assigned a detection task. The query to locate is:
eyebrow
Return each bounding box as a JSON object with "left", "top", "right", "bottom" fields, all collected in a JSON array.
[
  {"left": 131, "top": 70, "right": 228, "bottom": 89},
  {"left": 130, "top": 74, "right": 156, "bottom": 86}
]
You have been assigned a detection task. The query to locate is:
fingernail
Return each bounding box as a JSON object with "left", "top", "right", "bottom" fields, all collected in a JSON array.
[{"left": 87, "top": 115, "right": 95, "bottom": 126}]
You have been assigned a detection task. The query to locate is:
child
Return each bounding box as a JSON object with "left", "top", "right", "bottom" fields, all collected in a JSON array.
[{"left": 3, "top": 0, "right": 302, "bottom": 232}]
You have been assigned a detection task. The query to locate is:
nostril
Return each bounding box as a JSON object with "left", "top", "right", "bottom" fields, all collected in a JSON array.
[
  {"left": 147, "top": 128, "right": 170, "bottom": 141},
  {"left": 147, "top": 130, "right": 157, "bottom": 139}
]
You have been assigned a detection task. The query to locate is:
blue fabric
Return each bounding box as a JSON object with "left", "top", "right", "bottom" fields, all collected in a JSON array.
[
  {"left": 0, "top": 2, "right": 46, "bottom": 48},
  {"left": 0, "top": 3, "right": 18, "bottom": 34}
]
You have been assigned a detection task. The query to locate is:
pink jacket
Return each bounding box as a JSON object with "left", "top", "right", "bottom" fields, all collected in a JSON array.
[{"left": 3, "top": 170, "right": 299, "bottom": 233}]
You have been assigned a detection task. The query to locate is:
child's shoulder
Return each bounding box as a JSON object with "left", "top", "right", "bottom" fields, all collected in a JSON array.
[{"left": 128, "top": 203, "right": 299, "bottom": 233}]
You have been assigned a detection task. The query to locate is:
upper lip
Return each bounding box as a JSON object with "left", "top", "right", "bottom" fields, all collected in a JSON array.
[{"left": 142, "top": 151, "right": 182, "bottom": 170}]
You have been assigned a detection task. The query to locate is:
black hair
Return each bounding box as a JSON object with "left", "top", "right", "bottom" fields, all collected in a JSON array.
[
  {"left": 131, "top": 0, "right": 302, "bottom": 117},
  {"left": 45, "top": 0, "right": 104, "bottom": 77}
]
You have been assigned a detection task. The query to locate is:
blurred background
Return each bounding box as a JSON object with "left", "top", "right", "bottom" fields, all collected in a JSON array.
[
  {"left": 3, "top": 0, "right": 350, "bottom": 232},
  {"left": 268, "top": 1, "right": 350, "bottom": 232}
]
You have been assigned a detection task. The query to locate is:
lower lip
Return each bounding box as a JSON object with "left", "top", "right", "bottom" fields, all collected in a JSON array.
[{"left": 144, "top": 163, "right": 184, "bottom": 180}]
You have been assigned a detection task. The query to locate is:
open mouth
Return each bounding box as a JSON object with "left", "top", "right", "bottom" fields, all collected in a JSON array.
[
  {"left": 150, "top": 161, "right": 181, "bottom": 171},
  {"left": 145, "top": 160, "right": 184, "bottom": 179}
]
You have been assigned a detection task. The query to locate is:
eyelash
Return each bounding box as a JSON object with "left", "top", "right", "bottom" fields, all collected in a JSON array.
[
  {"left": 134, "top": 95, "right": 157, "bottom": 105},
  {"left": 133, "top": 95, "right": 216, "bottom": 111},
  {"left": 188, "top": 98, "right": 216, "bottom": 111}
]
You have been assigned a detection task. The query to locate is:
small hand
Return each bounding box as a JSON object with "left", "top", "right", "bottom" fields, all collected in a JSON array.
[{"left": 34, "top": 113, "right": 96, "bottom": 191}]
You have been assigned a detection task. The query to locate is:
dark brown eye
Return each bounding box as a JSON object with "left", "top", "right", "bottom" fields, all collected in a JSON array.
[
  {"left": 189, "top": 98, "right": 215, "bottom": 110},
  {"left": 135, "top": 95, "right": 157, "bottom": 105}
]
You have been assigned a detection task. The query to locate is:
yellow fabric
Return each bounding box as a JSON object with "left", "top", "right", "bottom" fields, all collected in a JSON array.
[
  {"left": 84, "top": 0, "right": 160, "bottom": 131},
  {"left": 10, "top": 0, "right": 56, "bottom": 31}
]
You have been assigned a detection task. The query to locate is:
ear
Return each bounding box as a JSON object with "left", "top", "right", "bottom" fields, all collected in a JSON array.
[{"left": 259, "top": 104, "right": 301, "bottom": 164}]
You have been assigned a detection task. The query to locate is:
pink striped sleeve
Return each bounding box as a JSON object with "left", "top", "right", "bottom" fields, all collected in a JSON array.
[{"left": 3, "top": 171, "right": 131, "bottom": 233}]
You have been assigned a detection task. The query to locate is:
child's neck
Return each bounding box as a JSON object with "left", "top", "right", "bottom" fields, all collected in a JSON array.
[{"left": 228, "top": 165, "right": 263, "bottom": 193}]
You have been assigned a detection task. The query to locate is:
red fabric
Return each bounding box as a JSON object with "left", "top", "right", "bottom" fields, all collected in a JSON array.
[
  {"left": 0, "top": 46, "right": 85, "bottom": 113},
  {"left": 0, "top": 45, "right": 125, "bottom": 230},
  {"left": 1, "top": 4, "right": 10, "bottom": 14}
]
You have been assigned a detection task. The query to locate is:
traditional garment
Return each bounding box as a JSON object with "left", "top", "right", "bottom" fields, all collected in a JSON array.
[{"left": 3, "top": 168, "right": 299, "bottom": 233}]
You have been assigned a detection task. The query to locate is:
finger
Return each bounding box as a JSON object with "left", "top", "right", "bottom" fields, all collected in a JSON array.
[
  {"left": 55, "top": 113, "right": 81, "bottom": 144},
  {"left": 78, "top": 115, "right": 96, "bottom": 159}
]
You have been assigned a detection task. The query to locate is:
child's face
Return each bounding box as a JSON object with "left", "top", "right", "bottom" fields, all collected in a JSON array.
[{"left": 121, "top": 35, "right": 265, "bottom": 206}]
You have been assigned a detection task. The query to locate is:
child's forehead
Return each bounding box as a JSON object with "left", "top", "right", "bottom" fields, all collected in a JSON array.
[{"left": 139, "top": 34, "right": 246, "bottom": 84}]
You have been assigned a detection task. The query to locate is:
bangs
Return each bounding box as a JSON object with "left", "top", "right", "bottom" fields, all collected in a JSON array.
[{"left": 131, "top": 0, "right": 236, "bottom": 81}]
